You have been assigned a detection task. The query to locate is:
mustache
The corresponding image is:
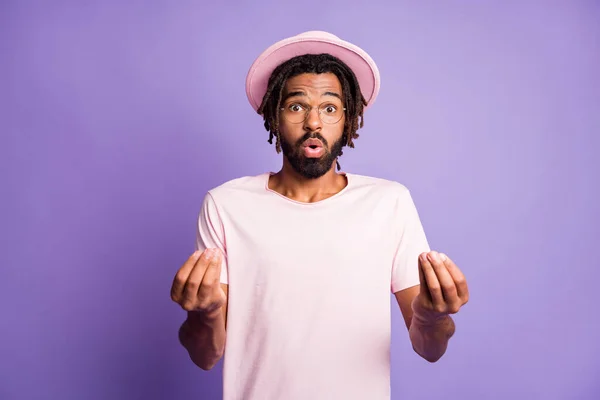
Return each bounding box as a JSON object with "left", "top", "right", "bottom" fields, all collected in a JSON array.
[{"left": 296, "top": 132, "right": 328, "bottom": 147}]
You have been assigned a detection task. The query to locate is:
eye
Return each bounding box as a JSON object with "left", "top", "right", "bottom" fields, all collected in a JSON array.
[
  {"left": 288, "top": 104, "right": 305, "bottom": 113},
  {"left": 323, "top": 105, "right": 337, "bottom": 114}
]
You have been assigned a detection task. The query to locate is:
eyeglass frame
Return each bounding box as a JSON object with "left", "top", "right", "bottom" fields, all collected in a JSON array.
[{"left": 278, "top": 102, "right": 347, "bottom": 124}]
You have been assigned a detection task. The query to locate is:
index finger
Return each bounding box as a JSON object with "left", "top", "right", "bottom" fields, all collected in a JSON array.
[{"left": 170, "top": 250, "right": 203, "bottom": 301}]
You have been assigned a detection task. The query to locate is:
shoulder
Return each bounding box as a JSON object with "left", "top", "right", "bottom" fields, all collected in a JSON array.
[
  {"left": 347, "top": 173, "right": 411, "bottom": 197},
  {"left": 204, "top": 173, "right": 269, "bottom": 203}
]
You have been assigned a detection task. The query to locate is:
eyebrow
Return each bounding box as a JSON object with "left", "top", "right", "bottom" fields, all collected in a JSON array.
[{"left": 283, "top": 91, "right": 343, "bottom": 102}]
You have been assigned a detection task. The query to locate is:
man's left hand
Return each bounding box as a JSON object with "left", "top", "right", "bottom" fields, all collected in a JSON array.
[{"left": 412, "top": 251, "right": 469, "bottom": 322}]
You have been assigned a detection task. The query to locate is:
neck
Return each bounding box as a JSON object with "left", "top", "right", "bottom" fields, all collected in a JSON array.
[{"left": 269, "top": 159, "right": 347, "bottom": 203}]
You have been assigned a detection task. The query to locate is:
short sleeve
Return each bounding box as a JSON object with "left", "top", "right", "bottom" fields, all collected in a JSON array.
[
  {"left": 391, "top": 189, "right": 430, "bottom": 293},
  {"left": 195, "top": 192, "right": 229, "bottom": 285}
]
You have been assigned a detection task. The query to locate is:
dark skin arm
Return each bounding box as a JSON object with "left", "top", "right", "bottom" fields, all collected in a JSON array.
[
  {"left": 395, "top": 251, "right": 469, "bottom": 362},
  {"left": 171, "top": 249, "right": 228, "bottom": 370}
]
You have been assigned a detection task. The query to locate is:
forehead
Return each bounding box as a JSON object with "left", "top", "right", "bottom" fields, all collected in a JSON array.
[{"left": 283, "top": 72, "right": 342, "bottom": 94}]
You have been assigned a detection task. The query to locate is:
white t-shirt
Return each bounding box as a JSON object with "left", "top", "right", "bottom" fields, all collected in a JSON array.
[{"left": 195, "top": 172, "right": 430, "bottom": 400}]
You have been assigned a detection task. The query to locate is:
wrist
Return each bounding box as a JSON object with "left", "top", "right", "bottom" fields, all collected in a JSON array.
[
  {"left": 187, "top": 309, "right": 222, "bottom": 328},
  {"left": 410, "top": 307, "right": 455, "bottom": 340},
  {"left": 412, "top": 311, "right": 450, "bottom": 328}
]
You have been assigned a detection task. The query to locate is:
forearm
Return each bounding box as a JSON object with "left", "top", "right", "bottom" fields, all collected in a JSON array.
[
  {"left": 409, "top": 312, "right": 455, "bottom": 363},
  {"left": 179, "top": 310, "right": 226, "bottom": 370}
]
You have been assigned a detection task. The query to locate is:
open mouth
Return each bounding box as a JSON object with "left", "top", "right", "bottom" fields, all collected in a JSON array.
[
  {"left": 303, "top": 138, "right": 324, "bottom": 149},
  {"left": 302, "top": 140, "right": 325, "bottom": 158}
]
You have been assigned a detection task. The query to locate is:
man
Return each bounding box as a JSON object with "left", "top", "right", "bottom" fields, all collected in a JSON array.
[{"left": 170, "top": 31, "right": 469, "bottom": 399}]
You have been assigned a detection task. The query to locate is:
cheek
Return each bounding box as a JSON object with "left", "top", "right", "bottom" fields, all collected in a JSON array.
[
  {"left": 278, "top": 122, "right": 303, "bottom": 143},
  {"left": 324, "top": 123, "right": 346, "bottom": 144}
]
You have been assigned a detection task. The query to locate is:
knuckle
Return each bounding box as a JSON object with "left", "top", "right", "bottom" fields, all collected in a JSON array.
[
  {"left": 455, "top": 277, "right": 466, "bottom": 287},
  {"left": 198, "top": 296, "right": 222, "bottom": 312},
  {"left": 434, "top": 304, "right": 446, "bottom": 313},
  {"left": 197, "top": 298, "right": 212, "bottom": 311},
  {"left": 173, "top": 274, "right": 185, "bottom": 286},
  {"left": 186, "top": 280, "right": 199, "bottom": 292},
  {"left": 218, "top": 291, "right": 226, "bottom": 303},
  {"left": 214, "top": 297, "right": 225, "bottom": 308},
  {"left": 429, "top": 285, "right": 441, "bottom": 295},
  {"left": 441, "top": 283, "right": 454, "bottom": 292},
  {"left": 205, "top": 280, "right": 219, "bottom": 291}
]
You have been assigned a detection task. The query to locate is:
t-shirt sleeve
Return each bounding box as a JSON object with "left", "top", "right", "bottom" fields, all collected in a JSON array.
[
  {"left": 195, "top": 192, "right": 229, "bottom": 285},
  {"left": 390, "top": 188, "right": 430, "bottom": 293}
]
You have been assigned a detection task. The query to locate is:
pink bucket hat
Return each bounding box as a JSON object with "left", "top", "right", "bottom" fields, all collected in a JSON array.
[{"left": 245, "top": 30, "right": 381, "bottom": 113}]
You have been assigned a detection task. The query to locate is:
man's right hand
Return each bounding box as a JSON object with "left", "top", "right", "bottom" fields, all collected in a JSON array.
[{"left": 170, "top": 248, "right": 226, "bottom": 319}]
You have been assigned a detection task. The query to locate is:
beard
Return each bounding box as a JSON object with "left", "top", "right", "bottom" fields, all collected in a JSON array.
[{"left": 280, "top": 132, "right": 345, "bottom": 179}]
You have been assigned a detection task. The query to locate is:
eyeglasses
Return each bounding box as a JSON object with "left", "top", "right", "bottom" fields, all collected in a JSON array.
[{"left": 279, "top": 103, "right": 346, "bottom": 124}]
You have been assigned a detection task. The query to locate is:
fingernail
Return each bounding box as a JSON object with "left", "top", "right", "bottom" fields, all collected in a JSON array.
[
  {"left": 440, "top": 253, "right": 447, "bottom": 262},
  {"left": 206, "top": 249, "right": 215, "bottom": 259},
  {"left": 428, "top": 252, "right": 439, "bottom": 262}
]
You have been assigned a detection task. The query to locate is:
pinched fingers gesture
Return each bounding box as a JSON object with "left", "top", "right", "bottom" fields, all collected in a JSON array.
[
  {"left": 413, "top": 251, "right": 469, "bottom": 319},
  {"left": 170, "top": 248, "right": 226, "bottom": 317}
]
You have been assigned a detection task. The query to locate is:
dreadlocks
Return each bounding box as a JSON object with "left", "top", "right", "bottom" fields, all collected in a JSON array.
[{"left": 256, "top": 54, "right": 367, "bottom": 169}]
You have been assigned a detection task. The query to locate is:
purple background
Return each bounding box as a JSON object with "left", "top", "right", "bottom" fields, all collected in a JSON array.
[{"left": 2, "top": 1, "right": 599, "bottom": 399}]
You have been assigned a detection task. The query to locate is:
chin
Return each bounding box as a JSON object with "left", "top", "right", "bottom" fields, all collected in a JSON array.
[{"left": 296, "top": 160, "right": 332, "bottom": 179}]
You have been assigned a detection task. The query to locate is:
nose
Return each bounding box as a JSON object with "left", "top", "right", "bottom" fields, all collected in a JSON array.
[{"left": 303, "top": 106, "right": 322, "bottom": 132}]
